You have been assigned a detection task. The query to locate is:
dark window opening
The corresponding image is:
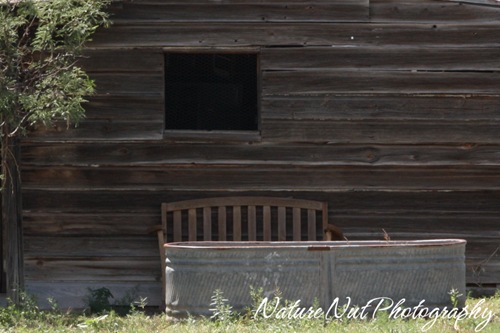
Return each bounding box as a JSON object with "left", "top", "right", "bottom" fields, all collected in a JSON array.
[{"left": 164, "top": 53, "right": 258, "bottom": 131}]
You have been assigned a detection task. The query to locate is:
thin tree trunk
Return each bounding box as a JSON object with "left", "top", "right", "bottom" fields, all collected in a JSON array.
[
  {"left": 0, "top": 163, "right": 4, "bottom": 294},
  {"left": 1, "top": 130, "right": 24, "bottom": 303}
]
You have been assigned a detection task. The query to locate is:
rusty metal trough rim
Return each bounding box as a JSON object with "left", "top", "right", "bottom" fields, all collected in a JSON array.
[{"left": 164, "top": 238, "right": 466, "bottom": 250}]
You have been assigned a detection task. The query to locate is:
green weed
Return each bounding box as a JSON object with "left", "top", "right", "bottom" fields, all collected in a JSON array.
[{"left": 0, "top": 289, "right": 497, "bottom": 332}]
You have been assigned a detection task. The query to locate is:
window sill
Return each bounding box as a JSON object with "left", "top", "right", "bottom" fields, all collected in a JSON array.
[{"left": 163, "top": 130, "right": 261, "bottom": 143}]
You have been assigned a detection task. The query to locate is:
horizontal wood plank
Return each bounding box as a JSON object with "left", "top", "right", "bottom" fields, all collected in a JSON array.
[
  {"left": 263, "top": 70, "right": 500, "bottom": 95},
  {"left": 23, "top": 213, "right": 159, "bottom": 236},
  {"left": 111, "top": 3, "right": 369, "bottom": 23},
  {"left": 21, "top": 189, "right": 500, "bottom": 213},
  {"left": 370, "top": 0, "right": 500, "bottom": 23},
  {"left": 24, "top": 258, "right": 160, "bottom": 281},
  {"left": 261, "top": 96, "right": 500, "bottom": 121},
  {"left": 24, "top": 237, "right": 157, "bottom": 257},
  {"left": 29, "top": 120, "right": 163, "bottom": 141},
  {"left": 262, "top": 120, "right": 500, "bottom": 144},
  {"left": 20, "top": 165, "right": 500, "bottom": 191},
  {"left": 84, "top": 95, "right": 164, "bottom": 122},
  {"left": 21, "top": 142, "right": 500, "bottom": 167},
  {"left": 79, "top": 49, "right": 164, "bottom": 72},
  {"left": 262, "top": 46, "right": 500, "bottom": 71},
  {"left": 334, "top": 212, "right": 500, "bottom": 234},
  {"left": 91, "top": 73, "right": 163, "bottom": 96},
  {"left": 89, "top": 23, "right": 500, "bottom": 48}
]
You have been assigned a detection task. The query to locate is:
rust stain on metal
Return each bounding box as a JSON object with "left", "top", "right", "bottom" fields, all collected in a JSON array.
[{"left": 308, "top": 246, "right": 330, "bottom": 251}]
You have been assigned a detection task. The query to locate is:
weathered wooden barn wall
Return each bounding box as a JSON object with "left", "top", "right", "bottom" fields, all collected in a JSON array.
[{"left": 20, "top": 0, "right": 500, "bottom": 307}]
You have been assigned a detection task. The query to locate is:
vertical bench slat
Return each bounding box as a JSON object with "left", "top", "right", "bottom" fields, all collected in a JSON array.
[
  {"left": 307, "top": 209, "right": 316, "bottom": 241},
  {"left": 173, "top": 210, "right": 182, "bottom": 242},
  {"left": 263, "top": 206, "right": 271, "bottom": 241},
  {"left": 233, "top": 206, "right": 241, "bottom": 241},
  {"left": 218, "top": 207, "right": 227, "bottom": 241},
  {"left": 278, "top": 206, "right": 286, "bottom": 241},
  {"left": 188, "top": 208, "right": 197, "bottom": 241},
  {"left": 293, "top": 207, "right": 301, "bottom": 241},
  {"left": 322, "top": 203, "right": 328, "bottom": 240},
  {"left": 203, "top": 207, "right": 212, "bottom": 241},
  {"left": 248, "top": 205, "right": 256, "bottom": 241},
  {"left": 161, "top": 203, "right": 168, "bottom": 241}
]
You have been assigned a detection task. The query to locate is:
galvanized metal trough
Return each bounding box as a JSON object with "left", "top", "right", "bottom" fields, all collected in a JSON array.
[{"left": 164, "top": 239, "right": 466, "bottom": 317}]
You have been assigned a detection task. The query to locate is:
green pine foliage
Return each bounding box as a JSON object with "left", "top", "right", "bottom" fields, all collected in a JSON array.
[{"left": 0, "top": 0, "right": 110, "bottom": 136}]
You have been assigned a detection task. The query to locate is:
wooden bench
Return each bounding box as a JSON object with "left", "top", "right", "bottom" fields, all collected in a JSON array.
[{"left": 155, "top": 196, "right": 343, "bottom": 303}]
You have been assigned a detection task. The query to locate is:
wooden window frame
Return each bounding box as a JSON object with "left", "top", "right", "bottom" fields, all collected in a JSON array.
[{"left": 163, "top": 47, "right": 261, "bottom": 142}]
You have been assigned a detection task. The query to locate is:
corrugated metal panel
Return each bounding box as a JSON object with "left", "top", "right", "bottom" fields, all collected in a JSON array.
[
  {"left": 165, "top": 239, "right": 466, "bottom": 317},
  {"left": 330, "top": 242, "right": 466, "bottom": 307},
  {"left": 165, "top": 244, "right": 321, "bottom": 316}
]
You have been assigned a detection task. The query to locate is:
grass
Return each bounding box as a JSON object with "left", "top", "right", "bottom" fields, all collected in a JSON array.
[{"left": 0, "top": 290, "right": 498, "bottom": 333}]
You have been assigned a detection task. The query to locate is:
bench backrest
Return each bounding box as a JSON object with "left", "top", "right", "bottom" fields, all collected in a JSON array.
[
  {"left": 161, "top": 196, "right": 329, "bottom": 242},
  {"left": 156, "top": 196, "right": 339, "bottom": 305}
]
